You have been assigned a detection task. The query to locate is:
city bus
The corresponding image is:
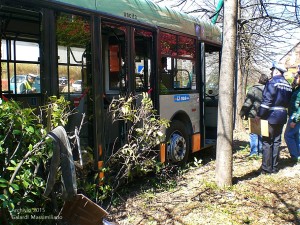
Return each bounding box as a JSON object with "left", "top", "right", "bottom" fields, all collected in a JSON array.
[{"left": 0, "top": 0, "right": 221, "bottom": 168}]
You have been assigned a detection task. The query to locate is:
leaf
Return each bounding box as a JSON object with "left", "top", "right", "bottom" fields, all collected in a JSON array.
[
  {"left": 0, "top": 194, "right": 8, "bottom": 200},
  {"left": 23, "top": 180, "right": 29, "bottom": 189},
  {"left": 26, "top": 198, "right": 34, "bottom": 203},
  {"left": 121, "top": 106, "right": 129, "bottom": 115},
  {"left": 6, "top": 167, "right": 15, "bottom": 171},
  {"left": 9, "top": 201, "right": 15, "bottom": 210},
  {"left": 12, "top": 129, "right": 22, "bottom": 135},
  {"left": 0, "top": 183, "right": 8, "bottom": 188},
  {"left": 31, "top": 191, "right": 40, "bottom": 196},
  {"left": 157, "top": 131, "right": 163, "bottom": 137},
  {"left": 34, "top": 178, "right": 41, "bottom": 186},
  {"left": 0, "top": 178, "right": 8, "bottom": 183},
  {"left": 8, "top": 187, "right": 13, "bottom": 194},
  {"left": 135, "top": 128, "right": 143, "bottom": 133},
  {"left": 10, "top": 160, "right": 17, "bottom": 166},
  {"left": 3, "top": 200, "right": 8, "bottom": 208},
  {"left": 26, "top": 126, "right": 34, "bottom": 134},
  {"left": 10, "top": 183, "right": 20, "bottom": 191}
]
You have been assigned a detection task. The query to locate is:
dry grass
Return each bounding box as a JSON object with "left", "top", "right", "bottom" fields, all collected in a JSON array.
[{"left": 108, "top": 130, "right": 300, "bottom": 225}]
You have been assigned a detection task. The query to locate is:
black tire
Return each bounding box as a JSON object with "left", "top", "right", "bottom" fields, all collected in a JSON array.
[{"left": 166, "top": 120, "right": 190, "bottom": 165}]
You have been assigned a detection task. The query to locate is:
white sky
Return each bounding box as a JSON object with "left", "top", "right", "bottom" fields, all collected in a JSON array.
[{"left": 153, "top": 0, "right": 300, "bottom": 61}]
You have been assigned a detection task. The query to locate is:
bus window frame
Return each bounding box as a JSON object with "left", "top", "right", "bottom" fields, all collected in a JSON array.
[
  {"left": 133, "top": 28, "right": 154, "bottom": 93},
  {"left": 1, "top": 38, "right": 42, "bottom": 95},
  {"left": 159, "top": 29, "right": 197, "bottom": 94},
  {"left": 55, "top": 12, "right": 91, "bottom": 96}
]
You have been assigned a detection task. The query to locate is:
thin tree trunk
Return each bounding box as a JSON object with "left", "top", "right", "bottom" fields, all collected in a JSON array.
[
  {"left": 235, "top": 0, "right": 244, "bottom": 131},
  {"left": 216, "top": 0, "right": 238, "bottom": 187},
  {"left": 235, "top": 55, "right": 245, "bottom": 131}
]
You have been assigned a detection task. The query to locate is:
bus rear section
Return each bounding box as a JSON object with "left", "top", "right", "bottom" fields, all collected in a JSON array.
[{"left": 158, "top": 30, "right": 221, "bottom": 164}]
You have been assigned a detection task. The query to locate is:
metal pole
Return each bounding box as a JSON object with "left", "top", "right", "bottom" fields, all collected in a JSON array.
[{"left": 211, "top": 0, "right": 224, "bottom": 24}]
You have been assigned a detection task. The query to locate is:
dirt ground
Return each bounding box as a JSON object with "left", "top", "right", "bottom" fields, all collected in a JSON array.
[{"left": 108, "top": 130, "right": 300, "bottom": 225}]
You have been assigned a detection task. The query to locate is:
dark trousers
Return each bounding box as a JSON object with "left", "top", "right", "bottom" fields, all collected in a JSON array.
[{"left": 262, "top": 123, "right": 284, "bottom": 173}]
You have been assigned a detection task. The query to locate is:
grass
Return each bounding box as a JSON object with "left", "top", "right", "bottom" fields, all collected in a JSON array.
[{"left": 107, "top": 131, "right": 300, "bottom": 224}]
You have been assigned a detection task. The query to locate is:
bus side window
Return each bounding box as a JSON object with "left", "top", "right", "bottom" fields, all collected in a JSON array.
[
  {"left": 174, "top": 59, "right": 194, "bottom": 89},
  {"left": 134, "top": 29, "right": 153, "bottom": 92},
  {"left": 159, "top": 34, "right": 196, "bottom": 91},
  {"left": 160, "top": 57, "right": 172, "bottom": 91},
  {"left": 2, "top": 40, "right": 41, "bottom": 95}
]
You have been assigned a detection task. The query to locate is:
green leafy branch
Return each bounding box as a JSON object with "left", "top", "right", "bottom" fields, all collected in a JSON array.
[{"left": 99, "top": 93, "right": 169, "bottom": 205}]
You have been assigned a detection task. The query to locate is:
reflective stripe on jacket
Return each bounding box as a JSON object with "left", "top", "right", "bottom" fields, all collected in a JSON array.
[
  {"left": 20, "top": 80, "right": 33, "bottom": 94},
  {"left": 24, "top": 80, "right": 32, "bottom": 90}
]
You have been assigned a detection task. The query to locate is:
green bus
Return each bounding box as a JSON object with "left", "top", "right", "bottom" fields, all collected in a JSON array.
[{"left": 0, "top": 0, "right": 221, "bottom": 169}]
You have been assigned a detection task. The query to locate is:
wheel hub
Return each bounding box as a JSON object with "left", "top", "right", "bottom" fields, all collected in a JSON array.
[{"left": 167, "top": 133, "right": 186, "bottom": 162}]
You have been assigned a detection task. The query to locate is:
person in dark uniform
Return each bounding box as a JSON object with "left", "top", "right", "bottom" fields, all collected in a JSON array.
[{"left": 255, "top": 62, "right": 292, "bottom": 174}]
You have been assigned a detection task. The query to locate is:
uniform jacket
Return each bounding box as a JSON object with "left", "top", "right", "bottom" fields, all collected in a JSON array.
[
  {"left": 20, "top": 80, "right": 33, "bottom": 94},
  {"left": 240, "top": 84, "right": 264, "bottom": 119},
  {"left": 258, "top": 75, "right": 292, "bottom": 124},
  {"left": 288, "top": 86, "right": 300, "bottom": 123}
]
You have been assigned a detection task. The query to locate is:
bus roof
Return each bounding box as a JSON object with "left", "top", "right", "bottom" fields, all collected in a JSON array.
[{"left": 49, "top": 0, "right": 222, "bottom": 45}]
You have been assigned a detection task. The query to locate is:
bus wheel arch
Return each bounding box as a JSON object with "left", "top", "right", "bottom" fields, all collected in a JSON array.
[{"left": 166, "top": 114, "right": 192, "bottom": 165}]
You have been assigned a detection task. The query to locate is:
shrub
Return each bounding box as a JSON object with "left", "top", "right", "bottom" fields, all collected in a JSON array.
[
  {"left": 0, "top": 96, "right": 71, "bottom": 225},
  {"left": 98, "top": 93, "right": 169, "bottom": 204}
]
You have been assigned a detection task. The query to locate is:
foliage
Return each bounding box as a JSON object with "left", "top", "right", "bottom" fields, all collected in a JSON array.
[
  {"left": 192, "top": 157, "right": 203, "bottom": 168},
  {"left": 39, "top": 96, "right": 72, "bottom": 131},
  {"left": 99, "top": 93, "right": 170, "bottom": 203},
  {"left": 0, "top": 96, "right": 71, "bottom": 225},
  {"left": 56, "top": 14, "right": 90, "bottom": 47}
]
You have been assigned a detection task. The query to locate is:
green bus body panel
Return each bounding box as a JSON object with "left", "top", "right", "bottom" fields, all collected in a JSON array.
[{"left": 47, "top": 0, "right": 221, "bottom": 45}]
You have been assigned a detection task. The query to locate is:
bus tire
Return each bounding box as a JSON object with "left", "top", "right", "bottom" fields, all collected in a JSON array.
[{"left": 166, "top": 120, "right": 190, "bottom": 165}]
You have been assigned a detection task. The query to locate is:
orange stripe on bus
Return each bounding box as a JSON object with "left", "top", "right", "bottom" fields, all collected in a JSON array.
[
  {"left": 98, "top": 161, "right": 104, "bottom": 181},
  {"left": 160, "top": 143, "right": 166, "bottom": 163},
  {"left": 98, "top": 145, "right": 102, "bottom": 157},
  {"left": 192, "top": 133, "right": 201, "bottom": 152}
]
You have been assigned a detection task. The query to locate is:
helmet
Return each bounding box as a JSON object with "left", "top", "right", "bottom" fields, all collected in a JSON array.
[
  {"left": 270, "top": 62, "right": 287, "bottom": 73},
  {"left": 28, "top": 73, "right": 38, "bottom": 78}
]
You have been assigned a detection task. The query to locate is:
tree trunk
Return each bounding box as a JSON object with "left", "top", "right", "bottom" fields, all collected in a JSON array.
[
  {"left": 235, "top": 55, "right": 245, "bottom": 131},
  {"left": 215, "top": 0, "right": 237, "bottom": 187},
  {"left": 234, "top": 0, "right": 244, "bottom": 131}
]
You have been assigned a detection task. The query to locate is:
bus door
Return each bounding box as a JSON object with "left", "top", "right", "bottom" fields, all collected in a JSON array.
[
  {"left": 55, "top": 12, "right": 92, "bottom": 150},
  {"left": 102, "top": 21, "right": 128, "bottom": 156},
  {"left": 0, "top": 4, "right": 43, "bottom": 108},
  {"left": 101, "top": 22, "right": 155, "bottom": 158},
  {"left": 203, "top": 44, "right": 221, "bottom": 147}
]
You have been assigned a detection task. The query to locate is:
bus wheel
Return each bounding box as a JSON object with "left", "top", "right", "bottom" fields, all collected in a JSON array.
[{"left": 166, "top": 120, "right": 190, "bottom": 164}]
